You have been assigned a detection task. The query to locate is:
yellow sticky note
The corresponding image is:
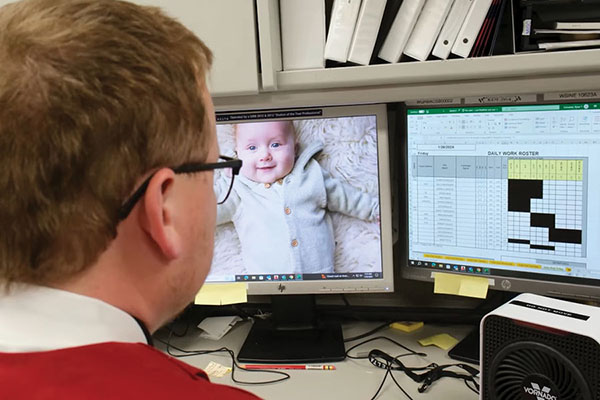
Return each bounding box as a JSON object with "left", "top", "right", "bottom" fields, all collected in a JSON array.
[
  {"left": 194, "top": 283, "right": 247, "bottom": 305},
  {"left": 390, "top": 321, "right": 424, "bottom": 333},
  {"left": 433, "top": 272, "right": 489, "bottom": 299},
  {"left": 418, "top": 333, "right": 459, "bottom": 350}
]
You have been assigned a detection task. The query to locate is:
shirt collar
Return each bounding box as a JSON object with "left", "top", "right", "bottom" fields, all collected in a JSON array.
[{"left": 0, "top": 284, "right": 148, "bottom": 353}]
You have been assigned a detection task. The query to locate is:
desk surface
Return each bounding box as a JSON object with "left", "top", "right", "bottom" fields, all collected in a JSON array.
[{"left": 155, "top": 320, "right": 479, "bottom": 400}]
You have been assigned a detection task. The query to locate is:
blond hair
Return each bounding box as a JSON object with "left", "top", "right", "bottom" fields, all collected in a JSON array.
[{"left": 0, "top": 0, "right": 213, "bottom": 286}]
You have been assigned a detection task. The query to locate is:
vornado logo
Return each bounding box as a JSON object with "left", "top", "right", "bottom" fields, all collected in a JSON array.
[{"left": 522, "top": 382, "right": 558, "bottom": 400}]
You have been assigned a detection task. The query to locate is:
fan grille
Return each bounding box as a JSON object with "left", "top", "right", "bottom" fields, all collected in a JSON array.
[
  {"left": 482, "top": 315, "right": 600, "bottom": 400},
  {"left": 491, "top": 341, "right": 590, "bottom": 400}
]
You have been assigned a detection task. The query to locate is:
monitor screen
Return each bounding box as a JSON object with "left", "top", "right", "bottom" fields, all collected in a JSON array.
[
  {"left": 403, "top": 101, "right": 600, "bottom": 300},
  {"left": 207, "top": 104, "right": 394, "bottom": 295}
]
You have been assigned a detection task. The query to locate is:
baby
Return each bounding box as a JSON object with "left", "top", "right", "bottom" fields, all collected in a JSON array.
[{"left": 215, "top": 120, "right": 379, "bottom": 275}]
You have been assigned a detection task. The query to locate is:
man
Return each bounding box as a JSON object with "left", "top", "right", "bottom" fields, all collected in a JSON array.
[{"left": 0, "top": 0, "right": 258, "bottom": 398}]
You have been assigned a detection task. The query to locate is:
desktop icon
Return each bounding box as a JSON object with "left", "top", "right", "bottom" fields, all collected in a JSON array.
[
  {"left": 266, "top": 275, "right": 272, "bottom": 280},
  {"left": 274, "top": 275, "right": 279, "bottom": 280},
  {"left": 289, "top": 275, "right": 294, "bottom": 280},
  {"left": 321, "top": 274, "right": 327, "bottom": 279},
  {"left": 282, "top": 275, "right": 287, "bottom": 280},
  {"left": 244, "top": 275, "right": 249, "bottom": 280},
  {"left": 259, "top": 275, "right": 264, "bottom": 280},
  {"left": 296, "top": 274, "right": 302, "bottom": 280}
]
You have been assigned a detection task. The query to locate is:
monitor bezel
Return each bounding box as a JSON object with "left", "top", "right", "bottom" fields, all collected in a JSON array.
[
  {"left": 211, "top": 103, "right": 394, "bottom": 295},
  {"left": 401, "top": 100, "right": 600, "bottom": 301}
]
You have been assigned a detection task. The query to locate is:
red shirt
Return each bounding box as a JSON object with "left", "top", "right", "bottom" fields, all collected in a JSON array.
[{"left": 0, "top": 341, "right": 261, "bottom": 400}]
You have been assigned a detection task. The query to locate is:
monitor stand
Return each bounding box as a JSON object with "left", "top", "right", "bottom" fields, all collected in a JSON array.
[
  {"left": 447, "top": 327, "right": 480, "bottom": 364},
  {"left": 237, "top": 294, "right": 346, "bottom": 363}
]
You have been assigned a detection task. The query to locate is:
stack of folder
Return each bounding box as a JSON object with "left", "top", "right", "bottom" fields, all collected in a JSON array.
[
  {"left": 379, "top": 0, "right": 509, "bottom": 61},
  {"left": 278, "top": 0, "right": 515, "bottom": 70}
]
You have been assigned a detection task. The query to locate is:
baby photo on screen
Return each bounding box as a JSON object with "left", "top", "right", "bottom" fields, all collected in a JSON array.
[{"left": 208, "top": 115, "right": 382, "bottom": 280}]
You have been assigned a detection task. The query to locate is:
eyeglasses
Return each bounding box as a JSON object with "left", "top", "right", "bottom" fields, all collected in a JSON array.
[{"left": 117, "top": 155, "right": 242, "bottom": 221}]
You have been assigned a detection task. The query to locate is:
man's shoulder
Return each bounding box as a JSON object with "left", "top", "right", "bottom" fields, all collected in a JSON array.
[{"left": 0, "top": 342, "right": 260, "bottom": 399}]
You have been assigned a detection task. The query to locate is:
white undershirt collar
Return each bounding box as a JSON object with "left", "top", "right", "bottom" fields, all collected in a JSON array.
[{"left": 0, "top": 284, "right": 147, "bottom": 352}]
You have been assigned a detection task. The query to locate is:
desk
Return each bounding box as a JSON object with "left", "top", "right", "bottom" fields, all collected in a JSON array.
[{"left": 154, "top": 320, "right": 479, "bottom": 400}]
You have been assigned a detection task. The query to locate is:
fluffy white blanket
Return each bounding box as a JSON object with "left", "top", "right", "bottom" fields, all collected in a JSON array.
[{"left": 208, "top": 115, "right": 381, "bottom": 279}]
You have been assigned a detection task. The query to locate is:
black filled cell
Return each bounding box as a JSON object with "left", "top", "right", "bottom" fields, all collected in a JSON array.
[
  {"left": 530, "top": 244, "right": 555, "bottom": 251},
  {"left": 508, "top": 238, "right": 530, "bottom": 244},
  {"left": 550, "top": 228, "right": 582, "bottom": 244},
  {"left": 508, "top": 179, "right": 543, "bottom": 212},
  {"left": 530, "top": 213, "right": 554, "bottom": 228}
]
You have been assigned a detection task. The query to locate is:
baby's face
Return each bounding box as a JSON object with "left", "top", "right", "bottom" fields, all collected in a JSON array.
[{"left": 235, "top": 121, "right": 296, "bottom": 184}]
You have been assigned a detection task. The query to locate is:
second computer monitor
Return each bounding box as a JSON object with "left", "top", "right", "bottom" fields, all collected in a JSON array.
[{"left": 403, "top": 101, "right": 600, "bottom": 300}]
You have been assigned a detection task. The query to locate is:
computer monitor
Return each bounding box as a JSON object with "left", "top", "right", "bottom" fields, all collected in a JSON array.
[
  {"left": 208, "top": 103, "right": 394, "bottom": 362},
  {"left": 402, "top": 101, "right": 600, "bottom": 301}
]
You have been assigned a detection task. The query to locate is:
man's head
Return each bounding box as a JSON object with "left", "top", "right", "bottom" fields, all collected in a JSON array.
[
  {"left": 0, "top": 0, "right": 215, "bottom": 317},
  {"left": 235, "top": 121, "right": 297, "bottom": 184}
]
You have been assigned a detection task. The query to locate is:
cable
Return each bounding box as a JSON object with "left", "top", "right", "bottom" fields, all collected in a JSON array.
[
  {"left": 464, "top": 376, "right": 480, "bottom": 394},
  {"left": 340, "top": 293, "right": 351, "bottom": 307},
  {"left": 164, "top": 319, "right": 191, "bottom": 338},
  {"left": 370, "top": 368, "right": 391, "bottom": 400},
  {"left": 367, "top": 355, "right": 416, "bottom": 400},
  {"left": 346, "top": 336, "right": 425, "bottom": 359},
  {"left": 155, "top": 330, "right": 290, "bottom": 385},
  {"left": 366, "top": 348, "right": 480, "bottom": 395},
  {"left": 388, "top": 369, "right": 415, "bottom": 400},
  {"left": 343, "top": 322, "right": 393, "bottom": 343},
  {"left": 343, "top": 335, "right": 424, "bottom": 399}
]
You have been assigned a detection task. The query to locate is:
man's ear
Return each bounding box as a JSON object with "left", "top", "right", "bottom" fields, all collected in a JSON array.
[{"left": 140, "top": 168, "right": 181, "bottom": 260}]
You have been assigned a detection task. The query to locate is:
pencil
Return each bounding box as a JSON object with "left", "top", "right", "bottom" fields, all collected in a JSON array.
[{"left": 243, "top": 364, "right": 336, "bottom": 370}]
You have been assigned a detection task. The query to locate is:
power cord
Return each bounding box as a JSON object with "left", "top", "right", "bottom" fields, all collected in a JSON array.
[
  {"left": 345, "top": 333, "right": 479, "bottom": 398},
  {"left": 368, "top": 349, "right": 480, "bottom": 395},
  {"left": 344, "top": 322, "right": 393, "bottom": 343},
  {"left": 345, "top": 335, "right": 426, "bottom": 399},
  {"left": 346, "top": 336, "right": 425, "bottom": 359},
  {"left": 156, "top": 324, "right": 290, "bottom": 385}
]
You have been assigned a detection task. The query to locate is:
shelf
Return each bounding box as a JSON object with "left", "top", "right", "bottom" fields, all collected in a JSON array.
[{"left": 274, "top": 48, "right": 600, "bottom": 92}]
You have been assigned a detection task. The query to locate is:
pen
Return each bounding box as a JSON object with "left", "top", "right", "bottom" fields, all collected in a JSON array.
[{"left": 243, "top": 364, "right": 336, "bottom": 370}]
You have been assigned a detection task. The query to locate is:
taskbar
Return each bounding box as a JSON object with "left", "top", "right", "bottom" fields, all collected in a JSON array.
[
  {"left": 235, "top": 272, "right": 382, "bottom": 282},
  {"left": 409, "top": 257, "right": 582, "bottom": 277},
  {"left": 408, "top": 259, "right": 491, "bottom": 275}
]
